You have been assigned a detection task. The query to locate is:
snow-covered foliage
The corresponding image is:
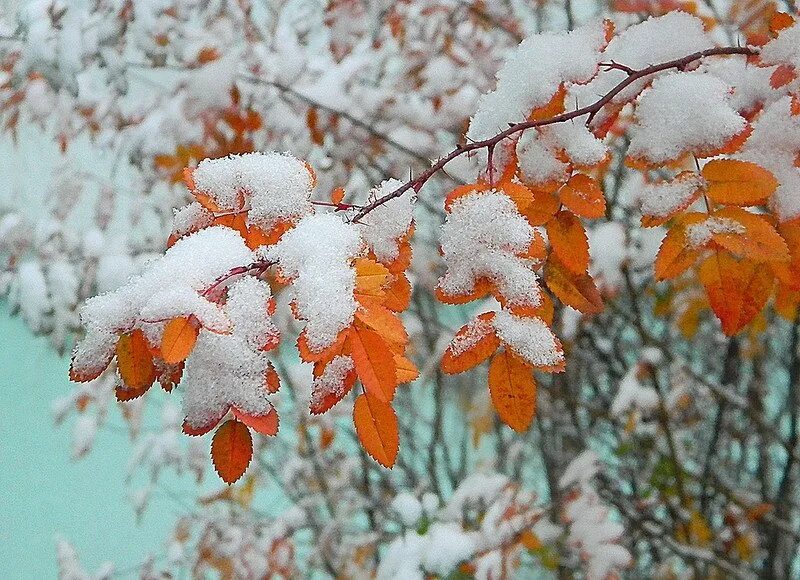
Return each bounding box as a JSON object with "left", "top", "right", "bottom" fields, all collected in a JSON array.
[{"left": 4, "top": 2, "right": 800, "bottom": 579}]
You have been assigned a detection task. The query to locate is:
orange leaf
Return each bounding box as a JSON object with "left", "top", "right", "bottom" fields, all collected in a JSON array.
[
  {"left": 710, "top": 207, "right": 790, "bottom": 263},
  {"left": 435, "top": 277, "right": 494, "bottom": 304},
  {"left": 559, "top": 174, "right": 606, "bottom": 218},
  {"left": 116, "top": 329, "right": 156, "bottom": 391},
  {"left": 232, "top": 407, "right": 279, "bottom": 437},
  {"left": 699, "top": 253, "right": 774, "bottom": 335},
  {"left": 528, "top": 84, "right": 566, "bottom": 121},
  {"left": 69, "top": 350, "right": 113, "bottom": 383},
  {"left": 654, "top": 213, "right": 707, "bottom": 280},
  {"left": 310, "top": 357, "right": 357, "bottom": 414},
  {"left": 488, "top": 350, "right": 536, "bottom": 432},
  {"left": 771, "top": 64, "right": 797, "bottom": 89},
  {"left": 384, "top": 274, "right": 412, "bottom": 312},
  {"left": 544, "top": 257, "right": 603, "bottom": 314},
  {"left": 441, "top": 312, "right": 500, "bottom": 374},
  {"left": 306, "top": 107, "right": 324, "bottom": 145},
  {"left": 702, "top": 159, "right": 778, "bottom": 206},
  {"left": 161, "top": 317, "right": 199, "bottom": 364},
  {"left": 297, "top": 327, "right": 348, "bottom": 363},
  {"left": 115, "top": 383, "right": 151, "bottom": 402},
  {"left": 353, "top": 393, "right": 399, "bottom": 467},
  {"left": 772, "top": 222, "right": 800, "bottom": 290},
  {"left": 546, "top": 210, "right": 590, "bottom": 275},
  {"left": 355, "top": 301, "right": 408, "bottom": 352},
  {"left": 444, "top": 183, "right": 491, "bottom": 211},
  {"left": 394, "top": 354, "right": 419, "bottom": 383},
  {"left": 519, "top": 187, "right": 560, "bottom": 226},
  {"left": 211, "top": 419, "right": 253, "bottom": 484},
  {"left": 770, "top": 11, "right": 795, "bottom": 33},
  {"left": 354, "top": 258, "right": 391, "bottom": 298},
  {"left": 182, "top": 415, "right": 224, "bottom": 436},
  {"left": 348, "top": 326, "right": 398, "bottom": 402},
  {"left": 331, "top": 186, "right": 345, "bottom": 206}
]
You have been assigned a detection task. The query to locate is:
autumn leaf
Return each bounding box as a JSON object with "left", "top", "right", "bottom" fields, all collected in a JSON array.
[
  {"left": 353, "top": 393, "right": 399, "bottom": 468},
  {"left": 544, "top": 257, "right": 603, "bottom": 314},
  {"left": 702, "top": 159, "right": 778, "bottom": 206},
  {"left": 310, "top": 357, "right": 357, "bottom": 414},
  {"left": 441, "top": 312, "right": 500, "bottom": 374},
  {"left": 546, "top": 210, "right": 590, "bottom": 275},
  {"left": 232, "top": 407, "right": 280, "bottom": 437},
  {"left": 354, "top": 258, "right": 391, "bottom": 299},
  {"left": 488, "top": 349, "right": 537, "bottom": 432},
  {"left": 116, "top": 329, "right": 156, "bottom": 391},
  {"left": 393, "top": 354, "right": 419, "bottom": 383},
  {"left": 355, "top": 301, "right": 408, "bottom": 352},
  {"left": 211, "top": 419, "right": 253, "bottom": 484},
  {"left": 519, "top": 187, "right": 561, "bottom": 226},
  {"left": 654, "top": 213, "right": 707, "bottom": 280},
  {"left": 348, "top": 326, "right": 398, "bottom": 402},
  {"left": 383, "top": 274, "right": 412, "bottom": 312},
  {"left": 161, "top": 316, "right": 199, "bottom": 364},
  {"left": 709, "top": 207, "right": 790, "bottom": 263},
  {"left": 559, "top": 174, "right": 607, "bottom": 219},
  {"left": 699, "top": 252, "right": 774, "bottom": 335}
]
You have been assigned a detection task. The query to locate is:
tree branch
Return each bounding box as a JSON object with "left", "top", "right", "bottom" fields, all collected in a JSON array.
[{"left": 352, "top": 45, "right": 757, "bottom": 222}]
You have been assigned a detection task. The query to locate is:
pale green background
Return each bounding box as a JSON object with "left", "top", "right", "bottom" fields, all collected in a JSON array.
[{"left": 0, "top": 309, "right": 178, "bottom": 578}]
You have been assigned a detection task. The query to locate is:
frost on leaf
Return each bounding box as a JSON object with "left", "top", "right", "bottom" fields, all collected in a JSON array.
[
  {"left": 628, "top": 72, "right": 747, "bottom": 166},
  {"left": 466, "top": 21, "right": 610, "bottom": 176},
  {"left": 70, "top": 227, "right": 253, "bottom": 383},
  {"left": 739, "top": 97, "right": 800, "bottom": 221},
  {"left": 181, "top": 276, "right": 280, "bottom": 434},
  {"left": 438, "top": 191, "right": 541, "bottom": 308},
  {"left": 265, "top": 213, "right": 361, "bottom": 353},
  {"left": 190, "top": 152, "right": 314, "bottom": 231},
  {"left": 575, "top": 12, "right": 713, "bottom": 129},
  {"left": 492, "top": 309, "right": 564, "bottom": 371},
  {"left": 639, "top": 172, "right": 705, "bottom": 227},
  {"left": 358, "top": 179, "right": 415, "bottom": 264}
]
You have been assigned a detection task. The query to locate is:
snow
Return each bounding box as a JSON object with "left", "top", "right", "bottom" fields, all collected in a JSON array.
[
  {"left": 181, "top": 330, "right": 275, "bottom": 429},
  {"left": 701, "top": 57, "right": 778, "bottom": 115},
  {"left": 265, "top": 213, "right": 361, "bottom": 352},
  {"left": 685, "top": 216, "right": 746, "bottom": 248},
  {"left": 560, "top": 450, "right": 632, "bottom": 580},
  {"left": 574, "top": 12, "right": 713, "bottom": 123},
  {"left": 448, "top": 315, "right": 495, "bottom": 357},
  {"left": 15, "top": 260, "right": 50, "bottom": 333},
  {"left": 310, "top": 355, "right": 354, "bottom": 410},
  {"left": 492, "top": 310, "right": 563, "bottom": 369},
  {"left": 759, "top": 21, "right": 800, "bottom": 74},
  {"left": 170, "top": 202, "right": 213, "bottom": 241},
  {"left": 739, "top": 97, "right": 800, "bottom": 221},
  {"left": 71, "top": 226, "right": 253, "bottom": 378},
  {"left": 588, "top": 222, "right": 627, "bottom": 292},
  {"left": 611, "top": 363, "right": 659, "bottom": 416},
  {"left": 391, "top": 492, "right": 423, "bottom": 527},
  {"left": 358, "top": 179, "right": 415, "bottom": 264},
  {"left": 639, "top": 172, "right": 705, "bottom": 220},
  {"left": 628, "top": 72, "right": 746, "bottom": 164},
  {"left": 559, "top": 450, "right": 600, "bottom": 488},
  {"left": 439, "top": 192, "right": 541, "bottom": 307},
  {"left": 191, "top": 152, "right": 314, "bottom": 230},
  {"left": 468, "top": 21, "right": 608, "bottom": 142}
]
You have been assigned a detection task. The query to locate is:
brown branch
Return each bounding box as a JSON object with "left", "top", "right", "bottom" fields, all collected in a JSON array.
[{"left": 352, "top": 45, "right": 757, "bottom": 222}]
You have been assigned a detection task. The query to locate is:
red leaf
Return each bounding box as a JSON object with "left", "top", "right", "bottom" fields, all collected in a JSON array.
[{"left": 211, "top": 419, "right": 253, "bottom": 484}]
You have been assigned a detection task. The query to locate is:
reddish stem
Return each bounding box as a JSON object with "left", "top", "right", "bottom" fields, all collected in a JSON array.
[{"left": 351, "top": 46, "right": 757, "bottom": 222}]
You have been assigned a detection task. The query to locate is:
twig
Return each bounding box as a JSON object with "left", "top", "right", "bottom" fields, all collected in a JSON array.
[{"left": 352, "top": 46, "right": 757, "bottom": 222}]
